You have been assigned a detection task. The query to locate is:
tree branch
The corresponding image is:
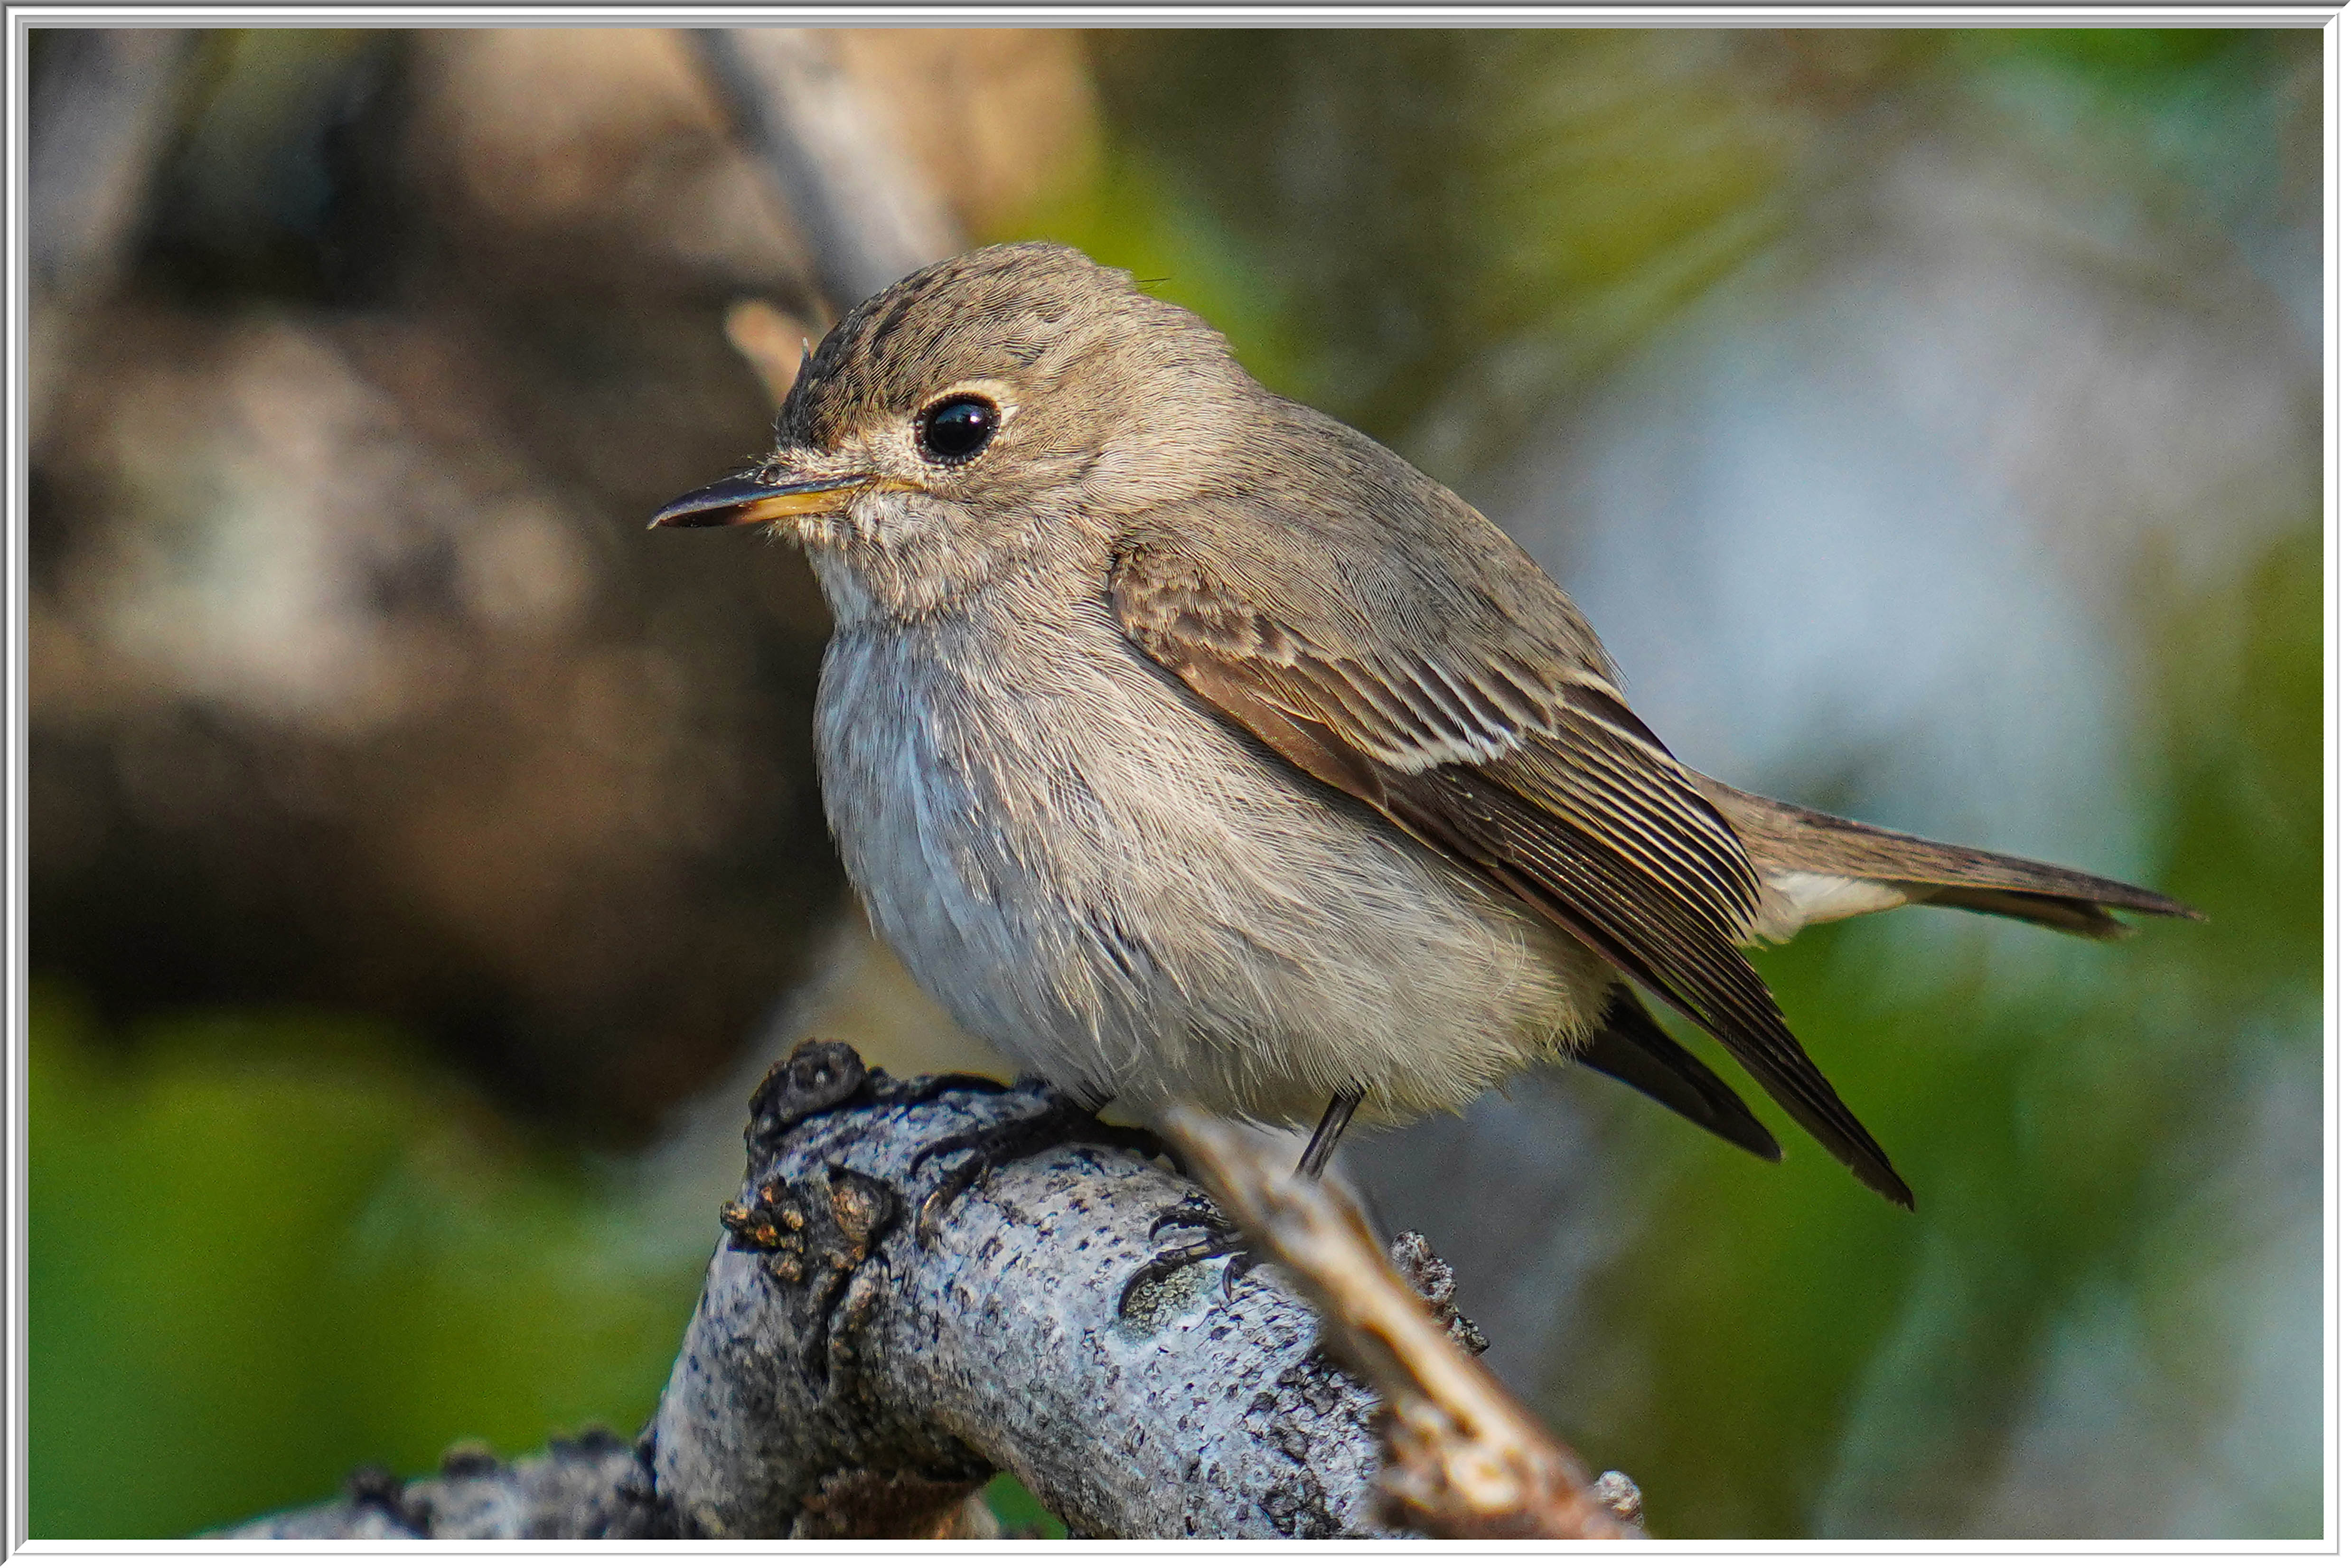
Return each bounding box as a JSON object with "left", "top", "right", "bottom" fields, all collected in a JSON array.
[
  {"left": 226, "top": 1042, "right": 1406, "bottom": 1539},
  {"left": 1163, "top": 1108, "right": 1647, "bottom": 1539}
]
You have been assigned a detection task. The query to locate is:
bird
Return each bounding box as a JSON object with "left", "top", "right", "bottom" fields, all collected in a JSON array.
[{"left": 652, "top": 240, "right": 2196, "bottom": 1232}]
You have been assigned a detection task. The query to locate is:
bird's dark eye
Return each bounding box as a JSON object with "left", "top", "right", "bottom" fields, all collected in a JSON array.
[{"left": 916, "top": 396, "right": 998, "bottom": 463}]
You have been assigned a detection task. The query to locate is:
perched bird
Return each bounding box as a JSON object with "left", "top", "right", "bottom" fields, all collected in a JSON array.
[{"left": 654, "top": 241, "right": 2194, "bottom": 1225}]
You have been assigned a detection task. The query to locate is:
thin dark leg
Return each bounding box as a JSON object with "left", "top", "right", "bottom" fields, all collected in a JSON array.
[{"left": 1296, "top": 1089, "right": 1364, "bottom": 1181}]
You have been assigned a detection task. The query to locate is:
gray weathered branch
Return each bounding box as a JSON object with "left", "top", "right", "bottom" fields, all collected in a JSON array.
[
  {"left": 229, "top": 1042, "right": 1404, "bottom": 1539},
  {"left": 652, "top": 1044, "right": 1389, "bottom": 1538},
  {"left": 1166, "top": 1108, "right": 1646, "bottom": 1539},
  {"left": 223, "top": 1434, "right": 670, "bottom": 1541}
]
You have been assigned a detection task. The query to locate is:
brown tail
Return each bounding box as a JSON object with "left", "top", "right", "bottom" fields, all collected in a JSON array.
[{"left": 1695, "top": 778, "right": 2204, "bottom": 941}]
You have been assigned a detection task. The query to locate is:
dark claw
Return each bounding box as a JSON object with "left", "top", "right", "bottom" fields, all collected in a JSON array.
[
  {"left": 902, "top": 1087, "right": 1192, "bottom": 1251},
  {"left": 908, "top": 1121, "right": 1012, "bottom": 1176},
  {"left": 1147, "top": 1193, "right": 1228, "bottom": 1243},
  {"left": 912, "top": 1108, "right": 1081, "bottom": 1241},
  {"left": 1118, "top": 1206, "right": 1253, "bottom": 1316},
  {"left": 1091, "top": 1121, "right": 1176, "bottom": 1166},
  {"left": 915, "top": 1154, "right": 990, "bottom": 1241},
  {"left": 1218, "top": 1248, "right": 1260, "bottom": 1298}
]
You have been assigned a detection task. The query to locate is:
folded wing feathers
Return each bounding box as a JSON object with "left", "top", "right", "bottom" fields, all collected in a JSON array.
[
  {"left": 1285, "top": 640, "right": 1765, "bottom": 926},
  {"left": 1116, "top": 533, "right": 2190, "bottom": 1203},
  {"left": 1397, "top": 768, "right": 1912, "bottom": 1206},
  {"left": 1576, "top": 985, "right": 1782, "bottom": 1164},
  {"left": 1113, "top": 539, "right": 1915, "bottom": 1207}
]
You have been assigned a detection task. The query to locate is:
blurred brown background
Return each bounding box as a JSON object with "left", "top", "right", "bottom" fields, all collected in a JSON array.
[
  {"left": 27, "top": 26, "right": 2320, "bottom": 1540},
  {"left": 31, "top": 28, "right": 1103, "bottom": 1140}
]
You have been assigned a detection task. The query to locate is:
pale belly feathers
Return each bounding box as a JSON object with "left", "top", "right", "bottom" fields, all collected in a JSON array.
[{"left": 814, "top": 589, "right": 1615, "bottom": 1127}]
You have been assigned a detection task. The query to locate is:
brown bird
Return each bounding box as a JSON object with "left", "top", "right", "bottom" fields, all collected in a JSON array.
[{"left": 655, "top": 241, "right": 2197, "bottom": 1234}]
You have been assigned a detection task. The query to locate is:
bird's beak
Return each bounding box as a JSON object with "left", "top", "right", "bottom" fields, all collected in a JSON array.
[{"left": 647, "top": 467, "right": 875, "bottom": 530}]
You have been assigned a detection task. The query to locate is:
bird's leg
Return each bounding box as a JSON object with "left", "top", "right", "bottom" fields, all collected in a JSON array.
[
  {"left": 1118, "top": 1089, "right": 1364, "bottom": 1316},
  {"left": 909, "top": 1078, "right": 1165, "bottom": 1242},
  {"left": 1297, "top": 1088, "right": 1363, "bottom": 1180}
]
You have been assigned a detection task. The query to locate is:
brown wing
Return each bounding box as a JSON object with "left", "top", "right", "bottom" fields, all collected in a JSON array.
[
  {"left": 1112, "top": 533, "right": 1914, "bottom": 1208},
  {"left": 1580, "top": 984, "right": 1781, "bottom": 1164}
]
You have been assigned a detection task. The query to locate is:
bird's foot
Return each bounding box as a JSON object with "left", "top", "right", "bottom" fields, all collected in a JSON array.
[
  {"left": 1118, "top": 1193, "right": 1256, "bottom": 1315},
  {"left": 908, "top": 1081, "right": 1165, "bottom": 1242}
]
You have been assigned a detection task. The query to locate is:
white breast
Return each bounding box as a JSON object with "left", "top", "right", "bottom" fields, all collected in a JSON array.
[{"left": 812, "top": 581, "right": 1615, "bottom": 1128}]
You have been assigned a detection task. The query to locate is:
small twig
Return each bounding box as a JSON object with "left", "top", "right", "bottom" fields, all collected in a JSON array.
[{"left": 1161, "top": 1107, "right": 1644, "bottom": 1540}]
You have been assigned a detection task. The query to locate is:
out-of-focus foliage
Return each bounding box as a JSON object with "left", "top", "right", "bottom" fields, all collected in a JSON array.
[
  {"left": 28, "top": 25, "right": 2318, "bottom": 1540},
  {"left": 29, "top": 988, "right": 704, "bottom": 1537},
  {"left": 1077, "top": 29, "right": 1841, "bottom": 460}
]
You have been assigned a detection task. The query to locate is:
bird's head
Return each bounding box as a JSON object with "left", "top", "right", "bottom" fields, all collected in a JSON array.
[{"left": 652, "top": 242, "right": 1252, "bottom": 617}]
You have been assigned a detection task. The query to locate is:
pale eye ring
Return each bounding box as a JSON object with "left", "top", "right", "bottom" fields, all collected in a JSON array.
[{"left": 915, "top": 395, "right": 998, "bottom": 464}]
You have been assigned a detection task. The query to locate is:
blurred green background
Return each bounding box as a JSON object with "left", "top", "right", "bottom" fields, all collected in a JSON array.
[{"left": 27, "top": 27, "right": 2319, "bottom": 1539}]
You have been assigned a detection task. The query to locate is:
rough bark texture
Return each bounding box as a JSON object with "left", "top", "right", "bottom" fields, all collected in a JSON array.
[
  {"left": 225, "top": 1434, "right": 669, "bottom": 1541},
  {"left": 228, "top": 1041, "right": 1399, "bottom": 1540},
  {"left": 657, "top": 1042, "right": 1391, "bottom": 1538},
  {"left": 1166, "top": 1108, "right": 1644, "bottom": 1540}
]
